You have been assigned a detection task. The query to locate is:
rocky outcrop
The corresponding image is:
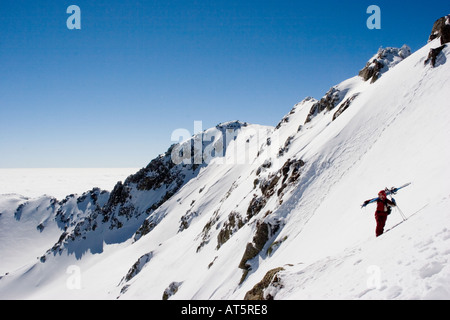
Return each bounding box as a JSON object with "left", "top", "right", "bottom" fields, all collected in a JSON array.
[
  {"left": 38, "top": 130, "right": 214, "bottom": 259},
  {"left": 359, "top": 45, "right": 411, "bottom": 83},
  {"left": 332, "top": 93, "right": 360, "bottom": 121},
  {"left": 238, "top": 222, "right": 272, "bottom": 271},
  {"left": 359, "top": 59, "right": 383, "bottom": 83},
  {"left": 428, "top": 15, "right": 450, "bottom": 45},
  {"left": 305, "top": 87, "right": 342, "bottom": 123},
  {"left": 162, "top": 281, "right": 183, "bottom": 300},
  {"left": 120, "top": 252, "right": 153, "bottom": 285},
  {"left": 244, "top": 267, "right": 285, "bottom": 300},
  {"left": 237, "top": 157, "right": 305, "bottom": 282},
  {"left": 425, "top": 15, "right": 450, "bottom": 68},
  {"left": 216, "top": 211, "right": 245, "bottom": 249},
  {"left": 424, "top": 45, "right": 447, "bottom": 67}
]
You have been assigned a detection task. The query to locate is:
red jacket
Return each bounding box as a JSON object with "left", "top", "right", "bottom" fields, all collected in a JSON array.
[{"left": 376, "top": 198, "right": 396, "bottom": 215}]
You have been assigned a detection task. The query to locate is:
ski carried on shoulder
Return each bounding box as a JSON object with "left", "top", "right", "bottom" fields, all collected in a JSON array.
[{"left": 361, "top": 182, "right": 411, "bottom": 208}]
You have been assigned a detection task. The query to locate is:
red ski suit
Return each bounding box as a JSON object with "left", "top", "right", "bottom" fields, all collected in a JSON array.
[{"left": 375, "top": 198, "right": 396, "bottom": 237}]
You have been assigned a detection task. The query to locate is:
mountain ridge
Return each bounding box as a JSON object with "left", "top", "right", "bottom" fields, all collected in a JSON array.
[{"left": 1, "top": 16, "right": 449, "bottom": 299}]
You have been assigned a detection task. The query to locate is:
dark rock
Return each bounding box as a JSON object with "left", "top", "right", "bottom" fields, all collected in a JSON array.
[
  {"left": 424, "top": 45, "right": 447, "bottom": 67},
  {"left": 121, "top": 252, "right": 153, "bottom": 284},
  {"left": 277, "top": 136, "right": 294, "bottom": 157},
  {"left": 428, "top": 15, "right": 450, "bottom": 45},
  {"left": 133, "top": 217, "right": 156, "bottom": 242},
  {"left": 260, "top": 174, "right": 281, "bottom": 198},
  {"left": 106, "top": 182, "right": 129, "bottom": 210},
  {"left": 280, "top": 158, "right": 305, "bottom": 185},
  {"left": 305, "top": 87, "right": 341, "bottom": 123},
  {"left": 216, "top": 211, "right": 245, "bottom": 249},
  {"left": 14, "top": 202, "right": 26, "bottom": 220},
  {"left": 246, "top": 195, "right": 267, "bottom": 220},
  {"left": 238, "top": 222, "right": 270, "bottom": 270},
  {"left": 359, "top": 59, "right": 384, "bottom": 83},
  {"left": 196, "top": 209, "right": 220, "bottom": 253},
  {"left": 162, "top": 281, "right": 183, "bottom": 300},
  {"left": 178, "top": 210, "right": 199, "bottom": 232},
  {"left": 333, "top": 93, "right": 360, "bottom": 121},
  {"left": 244, "top": 267, "right": 284, "bottom": 300},
  {"left": 358, "top": 46, "right": 411, "bottom": 83}
]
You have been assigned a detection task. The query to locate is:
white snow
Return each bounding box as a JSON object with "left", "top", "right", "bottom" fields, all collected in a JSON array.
[{"left": 0, "top": 38, "right": 449, "bottom": 300}]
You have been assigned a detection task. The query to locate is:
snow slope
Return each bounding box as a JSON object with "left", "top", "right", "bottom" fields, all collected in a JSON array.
[{"left": 0, "top": 32, "right": 449, "bottom": 300}]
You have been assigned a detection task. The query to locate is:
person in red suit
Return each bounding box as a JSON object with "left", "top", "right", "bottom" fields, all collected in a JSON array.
[{"left": 375, "top": 190, "right": 396, "bottom": 237}]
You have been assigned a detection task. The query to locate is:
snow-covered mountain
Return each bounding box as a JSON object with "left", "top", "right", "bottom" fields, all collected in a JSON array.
[{"left": 1, "top": 16, "right": 450, "bottom": 300}]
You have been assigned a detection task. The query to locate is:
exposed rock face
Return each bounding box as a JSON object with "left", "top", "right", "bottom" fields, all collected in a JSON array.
[
  {"left": 359, "top": 58, "right": 384, "bottom": 83},
  {"left": 332, "top": 93, "right": 360, "bottom": 121},
  {"left": 305, "top": 87, "right": 342, "bottom": 123},
  {"left": 120, "top": 252, "right": 153, "bottom": 284},
  {"left": 35, "top": 122, "right": 256, "bottom": 260},
  {"left": 238, "top": 157, "right": 305, "bottom": 276},
  {"left": 216, "top": 211, "right": 245, "bottom": 249},
  {"left": 428, "top": 15, "right": 450, "bottom": 45},
  {"left": 238, "top": 222, "right": 270, "bottom": 270},
  {"left": 358, "top": 45, "right": 411, "bottom": 83},
  {"left": 425, "top": 15, "right": 450, "bottom": 68},
  {"left": 162, "top": 281, "right": 183, "bottom": 300},
  {"left": 424, "top": 45, "right": 447, "bottom": 67},
  {"left": 244, "top": 267, "right": 285, "bottom": 300}
]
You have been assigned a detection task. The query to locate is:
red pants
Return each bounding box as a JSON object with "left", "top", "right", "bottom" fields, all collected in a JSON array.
[{"left": 375, "top": 212, "right": 388, "bottom": 237}]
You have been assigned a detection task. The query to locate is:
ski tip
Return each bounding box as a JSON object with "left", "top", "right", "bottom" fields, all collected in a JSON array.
[{"left": 402, "top": 182, "right": 412, "bottom": 187}]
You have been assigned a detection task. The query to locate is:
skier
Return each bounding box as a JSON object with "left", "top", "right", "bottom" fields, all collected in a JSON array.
[{"left": 374, "top": 190, "right": 396, "bottom": 237}]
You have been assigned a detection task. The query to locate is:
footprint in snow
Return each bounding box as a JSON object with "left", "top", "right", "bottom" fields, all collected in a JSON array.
[
  {"left": 386, "top": 285, "right": 402, "bottom": 299},
  {"left": 419, "top": 261, "right": 445, "bottom": 279}
]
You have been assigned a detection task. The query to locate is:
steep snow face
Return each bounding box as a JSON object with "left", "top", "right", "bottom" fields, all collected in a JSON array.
[
  {"left": 0, "top": 121, "right": 274, "bottom": 298},
  {"left": 0, "top": 195, "right": 60, "bottom": 275},
  {"left": 0, "top": 35, "right": 449, "bottom": 300},
  {"left": 237, "top": 39, "right": 450, "bottom": 300},
  {"left": 0, "top": 189, "right": 111, "bottom": 274}
]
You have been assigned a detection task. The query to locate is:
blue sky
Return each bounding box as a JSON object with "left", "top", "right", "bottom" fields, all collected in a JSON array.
[{"left": 0, "top": 1, "right": 448, "bottom": 167}]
